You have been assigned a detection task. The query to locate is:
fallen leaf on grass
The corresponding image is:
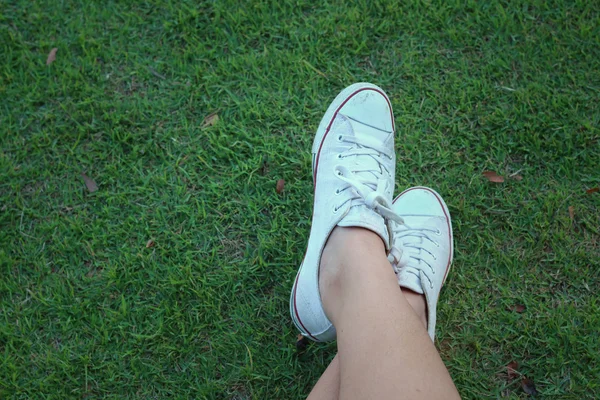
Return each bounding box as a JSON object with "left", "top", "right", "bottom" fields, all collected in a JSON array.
[
  {"left": 507, "top": 304, "right": 526, "bottom": 313},
  {"left": 81, "top": 172, "right": 98, "bottom": 193},
  {"left": 521, "top": 378, "right": 538, "bottom": 396},
  {"left": 46, "top": 48, "right": 58, "bottom": 65},
  {"left": 482, "top": 171, "right": 504, "bottom": 183},
  {"left": 568, "top": 206, "right": 574, "bottom": 221},
  {"left": 276, "top": 179, "right": 285, "bottom": 194},
  {"left": 202, "top": 112, "right": 219, "bottom": 128},
  {"left": 296, "top": 334, "right": 309, "bottom": 351},
  {"left": 586, "top": 187, "right": 599, "bottom": 194},
  {"left": 507, "top": 361, "right": 519, "bottom": 380},
  {"left": 146, "top": 239, "right": 155, "bottom": 248}
]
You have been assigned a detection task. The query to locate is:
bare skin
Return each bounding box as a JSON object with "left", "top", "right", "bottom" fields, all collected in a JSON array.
[{"left": 307, "top": 227, "right": 460, "bottom": 400}]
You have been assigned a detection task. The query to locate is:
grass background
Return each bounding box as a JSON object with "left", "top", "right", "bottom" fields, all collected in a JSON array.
[{"left": 1, "top": 0, "right": 599, "bottom": 398}]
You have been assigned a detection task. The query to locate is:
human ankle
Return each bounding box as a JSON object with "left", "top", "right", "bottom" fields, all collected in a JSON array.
[
  {"left": 319, "top": 227, "right": 386, "bottom": 318},
  {"left": 320, "top": 227, "right": 384, "bottom": 274},
  {"left": 402, "top": 289, "right": 428, "bottom": 329},
  {"left": 326, "top": 226, "right": 385, "bottom": 258}
]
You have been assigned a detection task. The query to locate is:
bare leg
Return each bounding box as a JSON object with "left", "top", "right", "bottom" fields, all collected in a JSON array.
[
  {"left": 311, "top": 226, "right": 459, "bottom": 400},
  {"left": 307, "top": 285, "right": 431, "bottom": 400},
  {"left": 306, "top": 355, "right": 340, "bottom": 400},
  {"left": 307, "top": 285, "right": 434, "bottom": 399}
]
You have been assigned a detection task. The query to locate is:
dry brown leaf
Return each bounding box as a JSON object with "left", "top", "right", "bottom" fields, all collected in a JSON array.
[
  {"left": 586, "top": 187, "right": 599, "bottom": 194},
  {"left": 482, "top": 171, "right": 504, "bottom": 183},
  {"left": 512, "top": 174, "right": 523, "bottom": 181},
  {"left": 202, "top": 113, "right": 219, "bottom": 128},
  {"left": 507, "top": 361, "right": 519, "bottom": 381},
  {"left": 276, "top": 179, "right": 285, "bottom": 194},
  {"left": 507, "top": 304, "right": 526, "bottom": 313},
  {"left": 521, "top": 377, "right": 538, "bottom": 396},
  {"left": 296, "top": 334, "right": 309, "bottom": 351},
  {"left": 46, "top": 48, "right": 58, "bottom": 65},
  {"left": 81, "top": 172, "right": 98, "bottom": 193},
  {"left": 568, "top": 206, "right": 574, "bottom": 221},
  {"left": 146, "top": 239, "right": 155, "bottom": 248}
]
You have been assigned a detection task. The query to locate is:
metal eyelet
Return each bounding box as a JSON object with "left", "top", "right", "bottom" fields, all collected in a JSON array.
[
  {"left": 436, "top": 229, "right": 442, "bottom": 236},
  {"left": 337, "top": 135, "right": 343, "bottom": 141},
  {"left": 333, "top": 205, "right": 339, "bottom": 213},
  {"left": 335, "top": 189, "right": 341, "bottom": 195},
  {"left": 337, "top": 154, "right": 342, "bottom": 159}
]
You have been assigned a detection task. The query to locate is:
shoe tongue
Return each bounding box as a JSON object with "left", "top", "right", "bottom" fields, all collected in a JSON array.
[
  {"left": 338, "top": 206, "right": 390, "bottom": 249},
  {"left": 334, "top": 114, "right": 392, "bottom": 190},
  {"left": 395, "top": 226, "right": 428, "bottom": 294},
  {"left": 331, "top": 115, "right": 392, "bottom": 248}
]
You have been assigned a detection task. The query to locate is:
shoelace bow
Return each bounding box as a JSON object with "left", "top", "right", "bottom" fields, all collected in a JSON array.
[
  {"left": 390, "top": 225, "right": 440, "bottom": 289},
  {"left": 333, "top": 134, "right": 405, "bottom": 256}
]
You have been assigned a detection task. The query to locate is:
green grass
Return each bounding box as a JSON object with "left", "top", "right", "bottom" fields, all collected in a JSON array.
[{"left": 1, "top": 0, "right": 599, "bottom": 398}]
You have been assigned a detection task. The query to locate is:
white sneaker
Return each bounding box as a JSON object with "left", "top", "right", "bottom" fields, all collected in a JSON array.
[
  {"left": 290, "top": 83, "right": 403, "bottom": 342},
  {"left": 390, "top": 186, "right": 454, "bottom": 341}
]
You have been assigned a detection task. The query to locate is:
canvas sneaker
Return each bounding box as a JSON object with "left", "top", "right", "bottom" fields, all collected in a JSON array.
[
  {"left": 389, "top": 186, "right": 454, "bottom": 341},
  {"left": 290, "top": 83, "right": 404, "bottom": 342}
]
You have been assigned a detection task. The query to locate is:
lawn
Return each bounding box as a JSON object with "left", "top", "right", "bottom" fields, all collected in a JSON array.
[{"left": 1, "top": 0, "right": 599, "bottom": 398}]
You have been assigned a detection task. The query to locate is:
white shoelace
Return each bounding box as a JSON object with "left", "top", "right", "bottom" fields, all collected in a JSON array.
[
  {"left": 333, "top": 134, "right": 405, "bottom": 255},
  {"left": 390, "top": 225, "right": 440, "bottom": 289}
]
